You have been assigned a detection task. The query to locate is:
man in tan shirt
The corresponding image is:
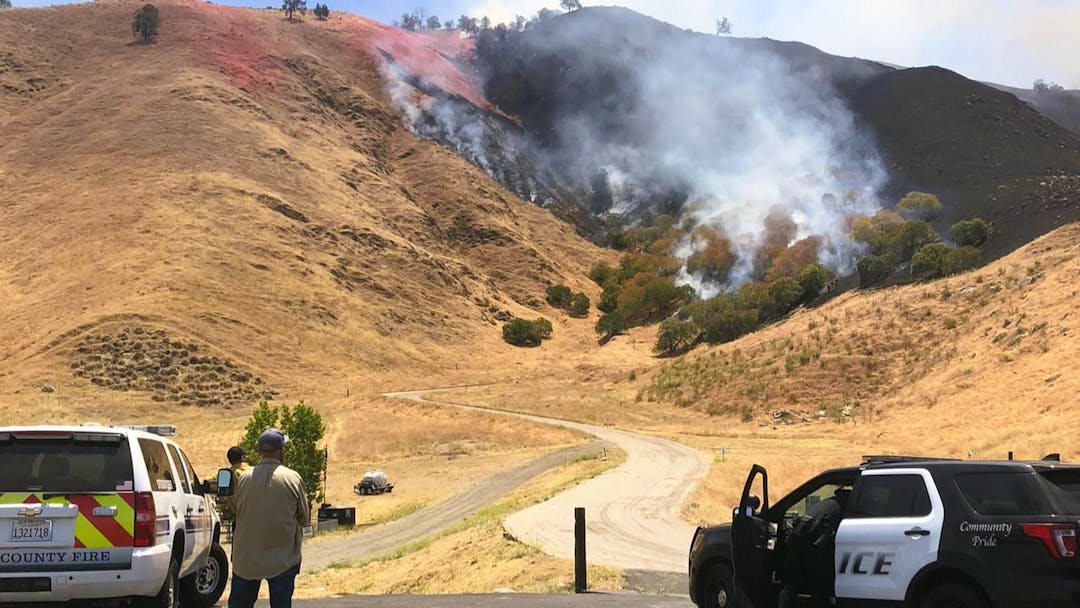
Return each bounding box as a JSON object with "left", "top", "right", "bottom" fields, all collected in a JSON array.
[{"left": 228, "top": 428, "right": 309, "bottom": 608}]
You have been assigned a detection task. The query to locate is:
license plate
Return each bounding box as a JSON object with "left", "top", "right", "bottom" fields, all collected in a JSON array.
[{"left": 10, "top": 521, "right": 53, "bottom": 543}]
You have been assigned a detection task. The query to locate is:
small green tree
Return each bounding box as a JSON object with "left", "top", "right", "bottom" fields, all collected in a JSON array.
[
  {"left": 282, "top": 0, "right": 306, "bottom": 21},
  {"left": 943, "top": 246, "right": 981, "bottom": 276},
  {"left": 0, "top": 0, "right": 13, "bottom": 9},
  {"left": 897, "top": 191, "right": 944, "bottom": 220},
  {"left": 951, "top": 218, "right": 990, "bottom": 248},
  {"left": 768, "top": 277, "right": 802, "bottom": 316},
  {"left": 911, "top": 243, "right": 951, "bottom": 279},
  {"left": 797, "top": 263, "right": 833, "bottom": 302},
  {"left": 312, "top": 3, "right": 329, "bottom": 19},
  {"left": 588, "top": 261, "right": 615, "bottom": 286},
  {"left": 545, "top": 285, "right": 573, "bottom": 308},
  {"left": 131, "top": 4, "right": 160, "bottom": 42},
  {"left": 654, "top": 318, "right": 700, "bottom": 357},
  {"left": 239, "top": 400, "right": 326, "bottom": 507},
  {"left": 502, "top": 318, "right": 552, "bottom": 347},
  {"left": 895, "top": 220, "right": 939, "bottom": 261},
  {"left": 426, "top": 15, "right": 440, "bottom": 29},
  {"left": 595, "top": 310, "right": 627, "bottom": 343},
  {"left": 856, "top": 255, "right": 893, "bottom": 287},
  {"left": 559, "top": 0, "right": 581, "bottom": 12},
  {"left": 568, "top": 292, "right": 590, "bottom": 318}
]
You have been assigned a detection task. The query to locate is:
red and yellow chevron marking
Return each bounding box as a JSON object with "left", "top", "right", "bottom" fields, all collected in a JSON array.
[{"left": 0, "top": 492, "right": 135, "bottom": 548}]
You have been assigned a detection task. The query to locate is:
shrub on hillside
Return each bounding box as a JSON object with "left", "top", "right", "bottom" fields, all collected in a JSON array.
[
  {"left": 897, "top": 191, "right": 944, "bottom": 220},
  {"left": 735, "top": 282, "right": 775, "bottom": 321},
  {"left": 615, "top": 273, "right": 693, "bottom": 326},
  {"left": 700, "top": 305, "right": 759, "bottom": 344},
  {"left": 849, "top": 211, "right": 905, "bottom": 257},
  {"left": 911, "top": 243, "right": 952, "bottom": 279},
  {"left": 856, "top": 255, "right": 893, "bottom": 287},
  {"left": 589, "top": 261, "right": 615, "bottom": 286},
  {"left": 502, "top": 318, "right": 553, "bottom": 347},
  {"left": 951, "top": 218, "right": 991, "bottom": 247},
  {"left": 895, "top": 220, "right": 939, "bottom": 261},
  {"left": 797, "top": 263, "right": 834, "bottom": 301},
  {"left": 131, "top": 4, "right": 160, "bottom": 42},
  {"left": 768, "top": 277, "right": 802, "bottom": 316},
  {"left": 653, "top": 318, "right": 700, "bottom": 357},
  {"left": 595, "top": 310, "right": 627, "bottom": 343},
  {"left": 943, "top": 246, "right": 981, "bottom": 276},
  {"left": 282, "top": 0, "right": 306, "bottom": 20},
  {"left": 568, "top": 292, "right": 590, "bottom": 318},
  {"left": 312, "top": 3, "right": 329, "bottom": 19},
  {"left": 598, "top": 284, "right": 618, "bottom": 313},
  {"left": 545, "top": 285, "right": 573, "bottom": 308}
]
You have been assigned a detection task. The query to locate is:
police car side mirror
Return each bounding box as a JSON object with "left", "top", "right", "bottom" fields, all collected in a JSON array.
[{"left": 216, "top": 468, "right": 234, "bottom": 497}]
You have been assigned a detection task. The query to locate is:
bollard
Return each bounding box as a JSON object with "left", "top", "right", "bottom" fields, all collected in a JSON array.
[{"left": 574, "top": 507, "right": 586, "bottom": 593}]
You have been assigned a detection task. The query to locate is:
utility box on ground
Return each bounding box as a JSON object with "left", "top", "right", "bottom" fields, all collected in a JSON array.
[{"left": 318, "top": 505, "right": 356, "bottom": 528}]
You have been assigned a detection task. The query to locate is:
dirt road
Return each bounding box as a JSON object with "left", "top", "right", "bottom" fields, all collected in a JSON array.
[
  {"left": 385, "top": 390, "right": 710, "bottom": 573},
  {"left": 301, "top": 442, "right": 606, "bottom": 573},
  {"left": 287, "top": 593, "right": 693, "bottom": 607}
]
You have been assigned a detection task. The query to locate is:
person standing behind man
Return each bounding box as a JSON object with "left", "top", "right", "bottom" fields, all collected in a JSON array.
[
  {"left": 229, "top": 428, "right": 310, "bottom": 608},
  {"left": 222, "top": 446, "right": 251, "bottom": 526}
]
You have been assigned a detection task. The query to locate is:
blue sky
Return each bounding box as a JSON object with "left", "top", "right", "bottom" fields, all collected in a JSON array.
[{"left": 13, "top": 0, "right": 1079, "bottom": 88}]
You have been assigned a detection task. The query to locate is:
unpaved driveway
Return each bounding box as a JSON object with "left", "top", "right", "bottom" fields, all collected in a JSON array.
[
  {"left": 385, "top": 390, "right": 710, "bottom": 573},
  {"left": 301, "top": 442, "right": 605, "bottom": 573},
  {"left": 288, "top": 593, "right": 693, "bottom": 607}
]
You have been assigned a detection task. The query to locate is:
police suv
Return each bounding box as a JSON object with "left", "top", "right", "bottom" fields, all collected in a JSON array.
[
  {"left": 0, "top": 424, "right": 230, "bottom": 607},
  {"left": 688, "top": 455, "right": 1080, "bottom": 608}
]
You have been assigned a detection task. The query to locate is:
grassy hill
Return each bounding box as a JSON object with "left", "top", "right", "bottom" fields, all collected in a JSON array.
[{"left": 0, "top": 0, "right": 610, "bottom": 410}]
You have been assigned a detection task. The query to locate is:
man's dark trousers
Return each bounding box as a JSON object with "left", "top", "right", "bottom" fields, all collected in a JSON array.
[{"left": 228, "top": 563, "right": 300, "bottom": 608}]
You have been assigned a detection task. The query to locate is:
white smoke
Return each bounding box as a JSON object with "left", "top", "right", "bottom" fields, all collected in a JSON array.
[{"left": 542, "top": 24, "right": 887, "bottom": 293}]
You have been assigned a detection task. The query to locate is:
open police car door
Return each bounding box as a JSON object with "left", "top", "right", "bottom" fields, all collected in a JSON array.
[{"left": 731, "top": 464, "right": 773, "bottom": 608}]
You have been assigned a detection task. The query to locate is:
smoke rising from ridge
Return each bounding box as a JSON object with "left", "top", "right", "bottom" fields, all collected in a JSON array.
[
  {"left": 380, "top": 9, "right": 889, "bottom": 294},
  {"left": 515, "top": 10, "right": 887, "bottom": 293}
]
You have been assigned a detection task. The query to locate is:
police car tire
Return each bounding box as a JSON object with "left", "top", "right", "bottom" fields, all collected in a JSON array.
[
  {"left": 179, "top": 544, "right": 229, "bottom": 608},
  {"left": 135, "top": 558, "right": 179, "bottom": 608},
  {"left": 919, "top": 582, "right": 986, "bottom": 608},
  {"left": 699, "top": 563, "right": 738, "bottom": 608}
]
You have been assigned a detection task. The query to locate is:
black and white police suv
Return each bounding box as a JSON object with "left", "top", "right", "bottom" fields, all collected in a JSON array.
[
  {"left": 0, "top": 424, "right": 231, "bottom": 607},
  {"left": 688, "top": 455, "right": 1080, "bottom": 608}
]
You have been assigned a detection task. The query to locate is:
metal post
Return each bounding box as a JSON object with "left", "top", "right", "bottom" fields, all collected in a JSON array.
[{"left": 574, "top": 507, "right": 586, "bottom": 593}]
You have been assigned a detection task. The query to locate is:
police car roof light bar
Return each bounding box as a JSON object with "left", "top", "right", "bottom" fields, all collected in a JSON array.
[
  {"left": 861, "top": 455, "right": 958, "bottom": 465},
  {"left": 122, "top": 425, "right": 178, "bottom": 437}
]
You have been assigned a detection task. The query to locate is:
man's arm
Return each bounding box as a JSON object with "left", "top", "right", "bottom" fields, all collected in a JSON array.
[{"left": 295, "top": 479, "right": 310, "bottom": 528}]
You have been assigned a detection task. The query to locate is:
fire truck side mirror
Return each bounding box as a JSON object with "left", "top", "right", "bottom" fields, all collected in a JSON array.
[{"left": 216, "top": 468, "right": 234, "bottom": 497}]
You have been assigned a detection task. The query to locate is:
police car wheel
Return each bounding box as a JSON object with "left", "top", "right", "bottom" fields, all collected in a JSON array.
[
  {"left": 701, "top": 563, "right": 736, "bottom": 608},
  {"left": 180, "top": 544, "right": 229, "bottom": 608},
  {"left": 919, "top": 582, "right": 986, "bottom": 608}
]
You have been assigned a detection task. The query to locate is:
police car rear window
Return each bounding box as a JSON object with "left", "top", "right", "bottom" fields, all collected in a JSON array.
[
  {"left": 1038, "top": 470, "right": 1080, "bottom": 515},
  {"left": 955, "top": 472, "right": 1054, "bottom": 516},
  {"left": 0, "top": 436, "right": 134, "bottom": 493}
]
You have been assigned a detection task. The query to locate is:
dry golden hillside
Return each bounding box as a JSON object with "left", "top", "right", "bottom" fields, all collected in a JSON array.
[{"left": 0, "top": 0, "right": 609, "bottom": 411}]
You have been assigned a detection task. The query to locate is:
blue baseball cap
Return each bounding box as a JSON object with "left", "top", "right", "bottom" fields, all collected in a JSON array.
[{"left": 257, "top": 428, "right": 289, "bottom": 451}]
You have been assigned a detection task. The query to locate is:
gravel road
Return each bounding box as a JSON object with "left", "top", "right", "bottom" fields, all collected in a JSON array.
[
  {"left": 385, "top": 390, "right": 711, "bottom": 573},
  {"left": 302, "top": 442, "right": 606, "bottom": 572}
]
